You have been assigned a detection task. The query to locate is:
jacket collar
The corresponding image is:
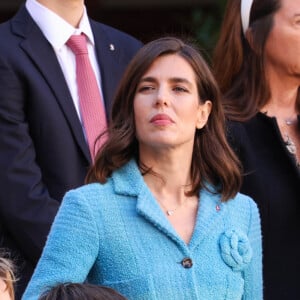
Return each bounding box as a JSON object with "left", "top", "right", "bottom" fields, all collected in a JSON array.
[{"left": 112, "top": 159, "right": 227, "bottom": 251}]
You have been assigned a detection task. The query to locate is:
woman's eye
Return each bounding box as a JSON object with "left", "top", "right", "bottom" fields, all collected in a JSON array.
[
  {"left": 138, "top": 85, "right": 155, "bottom": 92},
  {"left": 174, "top": 86, "right": 188, "bottom": 93},
  {"left": 294, "top": 18, "right": 300, "bottom": 25}
]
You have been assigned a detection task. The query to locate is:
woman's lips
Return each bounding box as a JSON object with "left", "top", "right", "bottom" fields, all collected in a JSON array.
[{"left": 150, "top": 114, "right": 174, "bottom": 126}]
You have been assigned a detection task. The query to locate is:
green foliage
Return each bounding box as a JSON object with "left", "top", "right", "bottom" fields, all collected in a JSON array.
[{"left": 189, "top": 0, "right": 227, "bottom": 58}]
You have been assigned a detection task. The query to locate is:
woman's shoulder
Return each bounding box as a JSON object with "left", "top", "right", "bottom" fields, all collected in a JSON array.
[
  {"left": 226, "top": 119, "right": 249, "bottom": 139},
  {"left": 226, "top": 113, "right": 273, "bottom": 136},
  {"left": 226, "top": 192, "right": 260, "bottom": 224},
  {"left": 63, "top": 160, "right": 141, "bottom": 205},
  {"left": 225, "top": 114, "right": 265, "bottom": 151},
  {"left": 202, "top": 185, "right": 258, "bottom": 214},
  {"left": 228, "top": 191, "right": 257, "bottom": 209},
  {"left": 63, "top": 181, "right": 114, "bottom": 207},
  {"left": 67, "top": 182, "right": 107, "bottom": 196}
]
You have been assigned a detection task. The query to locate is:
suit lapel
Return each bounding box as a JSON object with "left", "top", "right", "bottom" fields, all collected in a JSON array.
[
  {"left": 11, "top": 6, "right": 91, "bottom": 162},
  {"left": 91, "top": 21, "right": 127, "bottom": 117}
]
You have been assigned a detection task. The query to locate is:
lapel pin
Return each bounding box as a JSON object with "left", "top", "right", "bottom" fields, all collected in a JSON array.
[
  {"left": 109, "top": 44, "right": 115, "bottom": 51},
  {"left": 216, "top": 204, "right": 221, "bottom": 212}
]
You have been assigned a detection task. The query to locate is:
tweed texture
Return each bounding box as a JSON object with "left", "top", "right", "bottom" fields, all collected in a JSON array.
[{"left": 23, "top": 159, "right": 262, "bottom": 300}]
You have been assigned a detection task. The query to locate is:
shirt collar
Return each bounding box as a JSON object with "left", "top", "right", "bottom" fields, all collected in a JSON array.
[{"left": 25, "top": 0, "right": 95, "bottom": 51}]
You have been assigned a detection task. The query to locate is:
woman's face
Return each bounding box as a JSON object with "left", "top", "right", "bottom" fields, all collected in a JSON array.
[
  {"left": 0, "top": 278, "right": 12, "bottom": 300},
  {"left": 264, "top": 0, "right": 300, "bottom": 79},
  {"left": 133, "top": 54, "right": 211, "bottom": 153}
]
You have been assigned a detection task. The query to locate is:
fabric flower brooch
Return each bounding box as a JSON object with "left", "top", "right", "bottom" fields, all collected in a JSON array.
[{"left": 219, "top": 229, "right": 253, "bottom": 271}]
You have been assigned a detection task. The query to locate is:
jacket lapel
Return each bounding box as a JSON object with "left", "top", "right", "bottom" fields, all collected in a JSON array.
[
  {"left": 113, "top": 161, "right": 228, "bottom": 251},
  {"left": 113, "top": 160, "right": 186, "bottom": 249},
  {"left": 11, "top": 6, "right": 91, "bottom": 162},
  {"left": 91, "top": 21, "right": 128, "bottom": 117},
  {"left": 188, "top": 187, "right": 226, "bottom": 251},
  {"left": 136, "top": 183, "right": 186, "bottom": 248}
]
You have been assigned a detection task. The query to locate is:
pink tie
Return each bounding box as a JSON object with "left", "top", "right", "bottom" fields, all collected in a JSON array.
[{"left": 66, "top": 34, "right": 107, "bottom": 161}]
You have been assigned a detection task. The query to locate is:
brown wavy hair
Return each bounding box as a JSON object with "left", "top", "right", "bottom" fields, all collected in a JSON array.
[
  {"left": 86, "top": 37, "right": 241, "bottom": 201},
  {"left": 212, "top": 0, "right": 300, "bottom": 121}
]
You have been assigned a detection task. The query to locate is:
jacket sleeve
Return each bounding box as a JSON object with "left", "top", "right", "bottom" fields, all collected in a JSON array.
[
  {"left": 0, "top": 54, "right": 59, "bottom": 264},
  {"left": 242, "top": 198, "right": 263, "bottom": 299},
  {"left": 22, "top": 189, "right": 99, "bottom": 300}
]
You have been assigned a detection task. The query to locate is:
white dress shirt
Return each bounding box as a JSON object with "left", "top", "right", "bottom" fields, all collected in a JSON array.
[{"left": 25, "top": 0, "right": 104, "bottom": 123}]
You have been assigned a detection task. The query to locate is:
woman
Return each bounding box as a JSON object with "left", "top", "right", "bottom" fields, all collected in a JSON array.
[
  {"left": 23, "top": 37, "right": 262, "bottom": 300},
  {"left": 213, "top": 0, "right": 300, "bottom": 299}
]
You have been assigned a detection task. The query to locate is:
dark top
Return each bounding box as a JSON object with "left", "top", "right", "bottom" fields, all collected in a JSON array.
[{"left": 227, "top": 112, "right": 300, "bottom": 300}]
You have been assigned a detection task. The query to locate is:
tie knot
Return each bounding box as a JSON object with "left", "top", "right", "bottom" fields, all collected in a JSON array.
[{"left": 66, "top": 34, "right": 88, "bottom": 55}]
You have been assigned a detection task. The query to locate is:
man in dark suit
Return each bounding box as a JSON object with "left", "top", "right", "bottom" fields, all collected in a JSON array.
[{"left": 0, "top": 0, "right": 142, "bottom": 298}]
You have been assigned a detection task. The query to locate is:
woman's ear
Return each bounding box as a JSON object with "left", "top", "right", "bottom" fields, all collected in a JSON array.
[{"left": 196, "top": 100, "right": 212, "bottom": 129}]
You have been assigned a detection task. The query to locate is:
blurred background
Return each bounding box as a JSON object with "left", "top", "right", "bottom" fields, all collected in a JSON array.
[{"left": 0, "top": 0, "right": 226, "bottom": 59}]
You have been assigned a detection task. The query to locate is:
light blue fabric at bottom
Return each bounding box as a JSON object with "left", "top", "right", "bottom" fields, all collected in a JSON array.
[{"left": 22, "top": 159, "right": 262, "bottom": 300}]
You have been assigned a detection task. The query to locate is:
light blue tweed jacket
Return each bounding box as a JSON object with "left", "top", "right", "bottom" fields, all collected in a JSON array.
[{"left": 23, "top": 159, "right": 262, "bottom": 300}]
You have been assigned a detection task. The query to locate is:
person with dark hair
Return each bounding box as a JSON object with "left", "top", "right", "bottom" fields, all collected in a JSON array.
[
  {"left": 0, "top": 0, "right": 142, "bottom": 298},
  {"left": 23, "top": 36, "right": 262, "bottom": 300},
  {"left": 213, "top": 0, "right": 300, "bottom": 299},
  {"left": 38, "top": 283, "right": 127, "bottom": 300}
]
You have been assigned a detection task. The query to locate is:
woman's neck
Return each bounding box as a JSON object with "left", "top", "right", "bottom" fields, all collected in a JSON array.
[
  {"left": 141, "top": 151, "right": 193, "bottom": 201},
  {"left": 261, "top": 79, "right": 299, "bottom": 120},
  {"left": 263, "top": 63, "right": 299, "bottom": 116}
]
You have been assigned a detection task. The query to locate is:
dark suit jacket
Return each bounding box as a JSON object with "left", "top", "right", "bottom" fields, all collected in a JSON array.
[
  {"left": 227, "top": 113, "right": 300, "bottom": 300},
  {"left": 0, "top": 4, "right": 142, "bottom": 297}
]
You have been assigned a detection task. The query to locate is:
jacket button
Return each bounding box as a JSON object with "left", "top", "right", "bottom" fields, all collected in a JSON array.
[{"left": 181, "top": 257, "right": 193, "bottom": 268}]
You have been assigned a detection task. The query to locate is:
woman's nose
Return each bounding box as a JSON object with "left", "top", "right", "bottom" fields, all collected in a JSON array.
[{"left": 155, "top": 87, "right": 170, "bottom": 106}]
